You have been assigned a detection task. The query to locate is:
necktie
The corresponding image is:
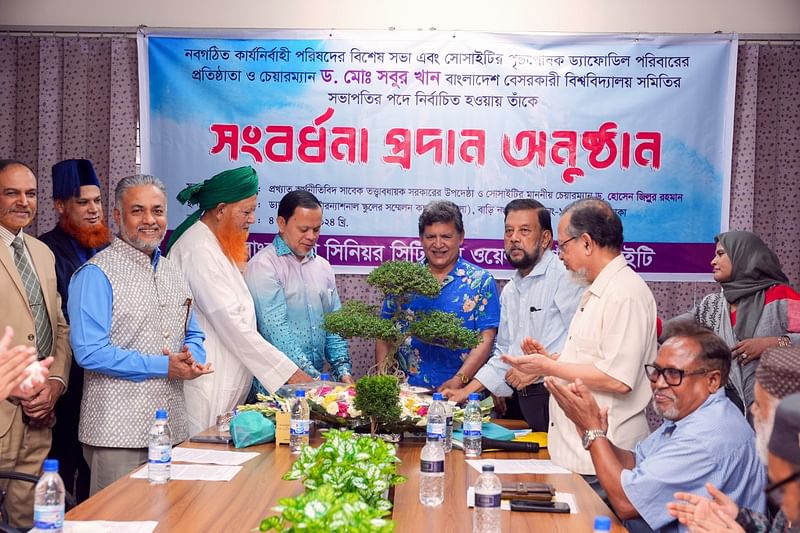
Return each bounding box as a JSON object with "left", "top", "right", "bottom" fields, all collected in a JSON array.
[{"left": 11, "top": 237, "right": 53, "bottom": 358}]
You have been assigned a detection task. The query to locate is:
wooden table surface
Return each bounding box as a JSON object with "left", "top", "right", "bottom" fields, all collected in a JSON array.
[{"left": 66, "top": 429, "right": 627, "bottom": 532}]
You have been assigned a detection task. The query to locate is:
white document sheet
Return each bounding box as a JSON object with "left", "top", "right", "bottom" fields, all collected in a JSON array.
[
  {"left": 64, "top": 521, "right": 158, "bottom": 533},
  {"left": 465, "top": 459, "right": 572, "bottom": 475},
  {"left": 130, "top": 464, "right": 242, "bottom": 481},
  {"left": 171, "top": 447, "right": 258, "bottom": 466}
]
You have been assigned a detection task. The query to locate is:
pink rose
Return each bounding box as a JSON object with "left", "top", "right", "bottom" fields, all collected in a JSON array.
[
  {"left": 417, "top": 405, "right": 429, "bottom": 417},
  {"left": 337, "top": 401, "right": 350, "bottom": 417},
  {"left": 317, "top": 386, "right": 333, "bottom": 396}
]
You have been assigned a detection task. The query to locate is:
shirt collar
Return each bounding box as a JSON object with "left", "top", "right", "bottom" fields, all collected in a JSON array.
[
  {"left": 670, "top": 388, "right": 726, "bottom": 430},
  {"left": 514, "top": 248, "right": 556, "bottom": 283},
  {"left": 0, "top": 224, "right": 23, "bottom": 248},
  {"left": 587, "top": 254, "right": 629, "bottom": 298},
  {"left": 421, "top": 255, "right": 465, "bottom": 286},
  {"left": 273, "top": 234, "right": 316, "bottom": 260}
]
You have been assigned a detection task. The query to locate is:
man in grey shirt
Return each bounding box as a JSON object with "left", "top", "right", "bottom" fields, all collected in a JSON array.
[{"left": 442, "top": 199, "right": 582, "bottom": 430}]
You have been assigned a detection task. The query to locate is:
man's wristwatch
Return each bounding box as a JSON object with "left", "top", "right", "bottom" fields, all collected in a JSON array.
[
  {"left": 456, "top": 372, "right": 470, "bottom": 385},
  {"left": 582, "top": 429, "right": 607, "bottom": 450}
]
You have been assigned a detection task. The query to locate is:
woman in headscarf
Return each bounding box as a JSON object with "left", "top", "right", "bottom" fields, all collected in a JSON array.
[{"left": 672, "top": 231, "right": 800, "bottom": 420}]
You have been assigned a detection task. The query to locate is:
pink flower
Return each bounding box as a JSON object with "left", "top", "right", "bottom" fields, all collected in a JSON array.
[
  {"left": 417, "top": 405, "right": 429, "bottom": 417},
  {"left": 337, "top": 401, "right": 350, "bottom": 417},
  {"left": 346, "top": 388, "right": 357, "bottom": 397},
  {"left": 317, "top": 386, "right": 333, "bottom": 396}
]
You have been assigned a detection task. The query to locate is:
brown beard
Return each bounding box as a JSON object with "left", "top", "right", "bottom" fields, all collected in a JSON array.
[
  {"left": 214, "top": 213, "right": 249, "bottom": 266},
  {"left": 60, "top": 217, "right": 113, "bottom": 249}
]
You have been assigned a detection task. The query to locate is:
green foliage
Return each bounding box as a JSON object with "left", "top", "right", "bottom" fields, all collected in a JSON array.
[
  {"left": 259, "top": 485, "right": 394, "bottom": 533},
  {"left": 323, "top": 301, "right": 403, "bottom": 345},
  {"left": 366, "top": 261, "right": 441, "bottom": 299},
  {"left": 353, "top": 376, "right": 402, "bottom": 434},
  {"left": 408, "top": 311, "right": 481, "bottom": 351},
  {"left": 323, "top": 260, "right": 480, "bottom": 378},
  {"left": 281, "top": 429, "right": 405, "bottom": 510}
]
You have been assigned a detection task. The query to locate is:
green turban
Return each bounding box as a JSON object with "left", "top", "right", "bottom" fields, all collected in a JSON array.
[{"left": 165, "top": 166, "right": 259, "bottom": 254}]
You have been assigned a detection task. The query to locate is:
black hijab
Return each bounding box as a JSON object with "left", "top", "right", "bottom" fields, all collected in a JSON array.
[{"left": 717, "top": 231, "right": 789, "bottom": 339}]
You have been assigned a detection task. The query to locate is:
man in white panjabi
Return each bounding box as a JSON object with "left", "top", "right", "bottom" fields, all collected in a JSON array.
[{"left": 166, "top": 166, "right": 312, "bottom": 435}]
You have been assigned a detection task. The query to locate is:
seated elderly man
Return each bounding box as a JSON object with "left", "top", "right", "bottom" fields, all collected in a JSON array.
[
  {"left": 547, "top": 320, "right": 765, "bottom": 533},
  {"left": 668, "top": 345, "right": 800, "bottom": 532}
]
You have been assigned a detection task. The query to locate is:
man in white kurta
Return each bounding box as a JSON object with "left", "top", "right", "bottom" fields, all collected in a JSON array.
[{"left": 165, "top": 166, "right": 311, "bottom": 435}]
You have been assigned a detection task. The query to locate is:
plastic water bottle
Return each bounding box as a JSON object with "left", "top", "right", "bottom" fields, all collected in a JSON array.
[
  {"left": 33, "top": 458, "right": 65, "bottom": 532},
  {"left": 419, "top": 392, "right": 446, "bottom": 506},
  {"left": 148, "top": 409, "right": 172, "bottom": 484},
  {"left": 290, "top": 389, "right": 310, "bottom": 454},
  {"left": 427, "top": 392, "right": 446, "bottom": 442},
  {"left": 419, "top": 437, "right": 445, "bottom": 506},
  {"left": 593, "top": 516, "right": 612, "bottom": 533},
  {"left": 464, "top": 392, "right": 483, "bottom": 457},
  {"left": 473, "top": 464, "right": 502, "bottom": 533},
  {"left": 443, "top": 397, "right": 454, "bottom": 453}
]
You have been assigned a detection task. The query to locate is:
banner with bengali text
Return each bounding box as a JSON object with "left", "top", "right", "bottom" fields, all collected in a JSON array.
[{"left": 138, "top": 28, "right": 737, "bottom": 280}]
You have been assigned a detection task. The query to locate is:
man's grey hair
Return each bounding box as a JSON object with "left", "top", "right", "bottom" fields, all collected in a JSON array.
[
  {"left": 418, "top": 200, "right": 464, "bottom": 236},
  {"left": 114, "top": 174, "right": 167, "bottom": 209},
  {"left": 561, "top": 197, "right": 623, "bottom": 250}
]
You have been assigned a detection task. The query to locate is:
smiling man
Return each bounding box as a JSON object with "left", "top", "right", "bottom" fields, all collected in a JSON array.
[
  {"left": 68, "top": 174, "right": 212, "bottom": 494},
  {"left": 39, "top": 158, "right": 111, "bottom": 502},
  {"left": 0, "top": 159, "right": 71, "bottom": 527},
  {"left": 376, "top": 200, "right": 500, "bottom": 390},
  {"left": 245, "top": 190, "right": 352, "bottom": 390},
  {"left": 547, "top": 320, "right": 766, "bottom": 533}
]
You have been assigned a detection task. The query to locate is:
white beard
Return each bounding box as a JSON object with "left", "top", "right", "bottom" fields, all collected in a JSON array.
[{"left": 754, "top": 409, "right": 775, "bottom": 465}]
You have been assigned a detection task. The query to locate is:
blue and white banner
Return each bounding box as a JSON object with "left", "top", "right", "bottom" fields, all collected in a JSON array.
[{"left": 138, "top": 28, "right": 737, "bottom": 280}]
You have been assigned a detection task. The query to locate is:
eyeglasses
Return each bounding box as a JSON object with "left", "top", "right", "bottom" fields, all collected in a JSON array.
[
  {"left": 764, "top": 470, "right": 800, "bottom": 506},
  {"left": 556, "top": 237, "right": 577, "bottom": 255},
  {"left": 644, "top": 364, "right": 710, "bottom": 386}
]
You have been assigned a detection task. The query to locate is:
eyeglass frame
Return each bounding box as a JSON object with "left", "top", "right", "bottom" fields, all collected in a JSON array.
[
  {"left": 764, "top": 470, "right": 800, "bottom": 500},
  {"left": 556, "top": 236, "right": 577, "bottom": 255},
  {"left": 643, "top": 363, "right": 712, "bottom": 387}
]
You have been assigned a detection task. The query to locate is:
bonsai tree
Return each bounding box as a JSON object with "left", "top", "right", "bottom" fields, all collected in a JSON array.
[
  {"left": 323, "top": 260, "right": 481, "bottom": 377},
  {"left": 353, "top": 375, "right": 402, "bottom": 436}
]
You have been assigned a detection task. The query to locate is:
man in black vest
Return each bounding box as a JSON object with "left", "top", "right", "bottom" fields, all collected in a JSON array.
[{"left": 39, "top": 159, "right": 111, "bottom": 502}]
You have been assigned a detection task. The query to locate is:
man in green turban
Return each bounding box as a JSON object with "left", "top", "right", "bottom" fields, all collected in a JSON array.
[{"left": 167, "top": 166, "right": 311, "bottom": 435}]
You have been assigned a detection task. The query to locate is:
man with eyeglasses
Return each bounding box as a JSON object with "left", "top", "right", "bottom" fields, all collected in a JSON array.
[
  {"left": 502, "top": 198, "right": 657, "bottom": 482},
  {"left": 546, "top": 320, "right": 766, "bottom": 533},
  {"left": 667, "top": 345, "right": 800, "bottom": 532}
]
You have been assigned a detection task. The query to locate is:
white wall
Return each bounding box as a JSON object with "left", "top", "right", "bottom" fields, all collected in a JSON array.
[{"left": 3, "top": 0, "right": 800, "bottom": 34}]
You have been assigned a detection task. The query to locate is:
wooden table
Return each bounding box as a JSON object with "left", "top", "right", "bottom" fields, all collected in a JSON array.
[{"left": 66, "top": 430, "right": 627, "bottom": 532}]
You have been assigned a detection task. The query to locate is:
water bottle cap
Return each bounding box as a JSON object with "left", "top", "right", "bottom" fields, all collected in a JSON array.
[
  {"left": 295, "top": 389, "right": 306, "bottom": 397},
  {"left": 481, "top": 465, "right": 494, "bottom": 472},
  {"left": 593, "top": 516, "right": 612, "bottom": 530},
  {"left": 319, "top": 373, "right": 331, "bottom": 381},
  {"left": 432, "top": 392, "right": 443, "bottom": 401},
  {"left": 468, "top": 393, "right": 480, "bottom": 401},
  {"left": 43, "top": 458, "right": 59, "bottom": 472},
  {"left": 155, "top": 409, "right": 168, "bottom": 419}
]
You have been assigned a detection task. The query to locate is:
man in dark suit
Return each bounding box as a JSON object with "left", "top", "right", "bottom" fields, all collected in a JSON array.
[
  {"left": 0, "top": 159, "right": 71, "bottom": 528},
  {"left": 38, "top": 159, "right": 111, "bottom": 503}
]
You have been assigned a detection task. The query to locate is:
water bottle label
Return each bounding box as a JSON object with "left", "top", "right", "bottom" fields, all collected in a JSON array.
[
  {"left": 148, "top": 444, "right": 172, "bottom": 464},
  {"left": 463, "top": 420, "right": 482, "bottom": 436},
  {"left": 475, "top": 493, "right": 501, "bottom": 508},
  {"left": 290, "top": 419, "right": 309, "bottom": 436},
  {"left": 33, "top": 504, "right": 64, "bottom": 529},
  {"left": 420, "top": 459, "right": 444, "bottom": 473},
  {"left": 426, "top": 422, "right": 445, "bottom": 439}
]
